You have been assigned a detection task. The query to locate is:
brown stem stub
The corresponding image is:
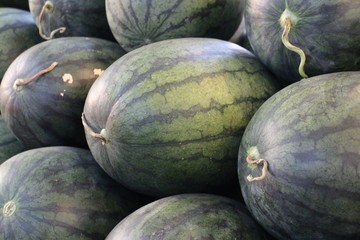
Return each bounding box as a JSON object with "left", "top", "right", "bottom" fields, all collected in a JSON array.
[
  {"left": 15, "top": 62, "right": 58, "bottom": 87},
  {"left": 246, "top": 155, "right": 268, "bottom": 182},
  {"left": 81, "top": 113, "right": 109, "bottom": 145},
  {"left": 38, "top": 1, "right": 66, "bottom": 40}
]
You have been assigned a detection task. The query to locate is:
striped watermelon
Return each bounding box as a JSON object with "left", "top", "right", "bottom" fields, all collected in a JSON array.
[
  {"left": 238, "top": 71, "right": 360, "bottom": 240},
  {"left": 82, "top": 38, "right": 279, "bottom": 197},
  {"left": 0, "top": 146, "right": 150, "bottom": 239},
  {"left": 105, "top": 0, "right": 245, "bottom": 51},
  {"left": 0, "top": 1, "right": 29, "bottom": 10},
  {"left": 245, "top": 0, "right": 360, "bottom": 83},
  {"left": 29, "top": 0, "right": 115, "bottom": 41},
  {"left": 0, "top": 37, "right": 126, "bottom": 149},
  {"left": 106, "top": 193, "right": 270, "bottom": 239},
  {"left": 0, "top": 8, "right": 43, "bottom": 81},
  {"left": 0, "top": 116, "right": 28, "bottom": 165}
]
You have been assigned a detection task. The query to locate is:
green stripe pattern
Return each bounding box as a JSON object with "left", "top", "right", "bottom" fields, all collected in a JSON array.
[
  {"left": 0, "top": 146, "right": 147, "bottom": 240},
  {"left": 238, "top": 71, "right": 360, "bottom": 240},
  {"left": 106, "top": 193, "right": 268, "bottom": 239},
  {"left": 106, "top": 0, "right": 244, "bottom": 51},
  {"left": 0, "top": 37, "right": 126, "bottom": 148},
  {"left": 245, "top": 0, "right": 360, "bottom": 83},
  {"left": 83, "top": 38, "right": 279, "bottom": 197},
  {"left": 0, "top": 8, "right": 43, "bottom": 81}
]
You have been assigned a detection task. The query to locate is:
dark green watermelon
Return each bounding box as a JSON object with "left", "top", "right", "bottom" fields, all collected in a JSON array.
[
  {"left": 106, "top": 193, "right": 270, "bottom": 239},
  {"left": 29, "top": 0, "right": 115, "bottom": 41},
  {"left": 0, "top": 116, "right": 28, "bottom": 165},
  {"left": 105, "top": 0, "right": 245, "bottom": 51},
  {"left": 82, "top": 37, "right": 279, "bottom": 197},
  {"left": 0, "top": 1, "right": 29, "bottom": 10},
  {"left": 0, "top": 146, "right": 150, "bottom": 239},
  {"left": 238, "top": 71, "right": 360, "bottom": 240},
  {"left": 0, "top": 37, "right": 126, "bottom": 149},
  {"left": 245, "top": 0, "right": 360, "bottom": 84},
  {"left": 0, "top": 8, "right": 43, "bottom": 81}
]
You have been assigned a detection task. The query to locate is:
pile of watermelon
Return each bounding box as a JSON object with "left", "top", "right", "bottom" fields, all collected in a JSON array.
[{"left": 0, "top": 0, "right": 359, "bottom": 239}]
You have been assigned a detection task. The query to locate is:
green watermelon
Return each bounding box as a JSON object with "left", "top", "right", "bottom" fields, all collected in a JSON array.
[
  {"left": 106, "top": 193, "right": 270, "bottom": 239},
  {"left": 105, "top": 0, "right": 245, "bottom": 51},
  {"left": 0, "top": 116, "right": 28, "bottom": 165},
  {"left": 82, "top": 38, "right": 279, "bottom": 197},
  {"left": 238, "top": 71, "right": 360, "bottom": 240},
  {"left": 0, "top": 8, "right": 43, "bottom": 81},
  {"left": 244, "top": 0, "right": 360, "bottom": 83},
  {"left": 29, "top": 0, "right": 115, "bottom": 41},
  {"left": 0, "top": 37, "right": 126, "bottom": 149},
  {"left": 0, "top": 1, "right": 29, "bottom": 10},
  {"left": 0, "top": 146, "right": 150, "bottom": 239}
]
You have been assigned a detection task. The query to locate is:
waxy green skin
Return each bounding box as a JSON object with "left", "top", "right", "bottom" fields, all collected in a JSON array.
[
  {"left": 29, "top": 0, "right": 115, "bottom": 41},
  {"left": 0, "top": 37, "right": 126, "bottom": 148},
  {"left": 0, "top": 8, "right": 43, "bottom": 81},
  {"left": 245, "top": 0, "right": 360, "bottom": 84},
  {"left": 0, "top": 146, "right": 149, "bottom": 240},
  {"left": 106, "top": 0, "right": 244, "bottom": 51},
  {"left": 0, "top": 117, "right": 28, "bottom": 165},
  {"left": 83, "top": 38, "right": 279, "bottom": 197},
  {"left": 238, "top": 71, "right": 360, "bottom": 240},
  {"left": 106, "top": 193, "right": 269, "bottom": 240}
]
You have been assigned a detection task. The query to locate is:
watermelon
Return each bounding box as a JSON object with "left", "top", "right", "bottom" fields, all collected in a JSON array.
[
  {"left": 0, "top": 116, "right": 28, "bottom": 165},
  {"left": 82, "top": 38, "right": 279, "bottom": 197},
  {"left": 0, "top": 37, "right": 126, "bottom": 149},
  {"left": 0, "top": 146, "right": 150, "bottom": 239},
  {"left": 29, "top": 0, "right": 115, "bottom": 41},
  {"left": 0, "top": 8, "right": 43, "bottom": 81},
  {"left": 244, "top": 0, "right": 360, "bottom": 83},
  {"left": 106, "top": 193, "right": 270, "bottom": 240},
  {"left": 105, "top": 0, "right": 245, "bottom": 51},
  {"left": 238, "top": 71, "right": 360, "bottom": 240},
  {"left": 0, "top": 1, "right": 29, "bottom": 10}
]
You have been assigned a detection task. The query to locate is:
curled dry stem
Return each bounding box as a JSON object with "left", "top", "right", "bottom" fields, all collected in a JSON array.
[
  {"left": 15, "top": 62, "right": 58, "bottom": 87},
  {"left": 246, "top": 155, "right": 268, "bottom": 182},
  {"left": 38, "top": 1, "right": 66, "bottom": 40},
  {"left": 81, "top": 113, "right": 109, "bottom": 145},
  {"left": 281, "top": 17, "right": 308, "bottom": 79}
]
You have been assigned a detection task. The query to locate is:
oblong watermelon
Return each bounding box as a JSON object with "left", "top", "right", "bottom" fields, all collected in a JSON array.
[
  {"left": 29, "top": 0, "right": 115, "bottom": 41},
  {"left": 106, "top": 193, "right": 270, "bottom": 239},
  {"left": 245, "top": 0, "right": 360, "bottom": 83},
  {"left": 0, "top": 8, "right": 43, "bottom": 81},
  {"left": 238, "top": 71, "right": 360, "bottom": 239},
  {"left": 105, "top": 0, "right": 245, "bottom": 51},
  {"left": 0, "top": 146, "right": 150, "bottom": 240},
  {"left": 0, "top": 116, "right": 28, "bottom": 165},
  {"left": 0, "top": 37, "right": 126, "bottom": 148},
  {"left": 82, "top": 38, "right": 279, "bottom": 197}
]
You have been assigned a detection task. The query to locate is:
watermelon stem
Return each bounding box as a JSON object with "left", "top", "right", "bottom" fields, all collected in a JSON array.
[
  {"left": 246, "top": 155, "right": 268, "bottom": 182},
  {"left": 81, "top": 113, "right": 109, "bottom": 145},
  {"left": 38, "top": 1, "right": 66, "bottom": 40},
  {"left": 14, "top": 62, "right": 58, "bottom": 89},
  {"left": 280, "top": 15, "right": 308, "bottom": 79},
  {"left": 3, "top": 201, "right": 16, "bottom": 217}
]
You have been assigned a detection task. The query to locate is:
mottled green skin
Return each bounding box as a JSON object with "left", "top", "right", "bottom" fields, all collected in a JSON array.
[
  {"left": 245, "top": 0, "right": 360, "bottom": 84},
  {"left": 29, "top": 0, "right": 115, "bottom": 41},
  {"left": 106, "top": 193, "right": 269, "bottom": 240},
  {"left": 0, "top": 146, "right": 149, "bottom": 240},
  {"left": 106, "top": 0, "right": 245, "bottom": 51},
  {"left": 83, "top": 38, "right": 279, "bottom": 197},
  {"left": 0, "top": 8, "right": 43, "bottom": 81},
  {"left": 0, "top": 116, "right": 28, "bottom": 165},
  {"left": 238, "top": 71, "right": 360, "bottom": 240},
  {"left": 0, "top": 1, "right": 29, "bottom": 10},
  {"left": 0, "top": 37, "right": 126, "bottom": 148}
]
